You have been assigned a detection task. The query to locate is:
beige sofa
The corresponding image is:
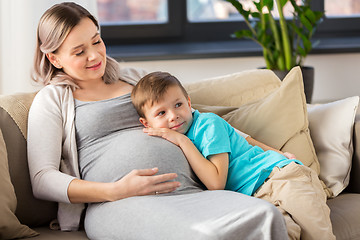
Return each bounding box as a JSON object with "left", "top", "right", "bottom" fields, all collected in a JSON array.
[{"left": 1, "top": 67, "right": 359, "bottom": 239}]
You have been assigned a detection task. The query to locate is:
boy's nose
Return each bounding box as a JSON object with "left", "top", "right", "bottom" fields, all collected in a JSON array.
[{"left": 169, "top": 110, "right": 178, "bottom": 121}]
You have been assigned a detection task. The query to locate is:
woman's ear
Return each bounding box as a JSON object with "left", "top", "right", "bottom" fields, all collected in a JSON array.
[
  {"left": 139, "top": 117, "right": 149, "bottom": 128},
  {"left": 46, "top": 53, "right": 62, "bottom": 69}
]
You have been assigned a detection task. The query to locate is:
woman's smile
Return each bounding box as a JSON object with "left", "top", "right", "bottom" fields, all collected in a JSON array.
[{"left": 87, "top": 61, "right": 102, "bottom": 70}]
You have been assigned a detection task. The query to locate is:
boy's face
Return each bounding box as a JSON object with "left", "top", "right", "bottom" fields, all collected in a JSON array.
[{"left": 140, "top": 85, "right": 193, "bottom": 134}]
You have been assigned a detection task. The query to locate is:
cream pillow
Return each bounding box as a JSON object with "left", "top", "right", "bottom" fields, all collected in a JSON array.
[
  {"left": 307, "top": 96, "right": 359, "bottom": 197},
  {"left": 0, "top": 129, "right": 39, "bottom": 239},
  {"left": 184, "top": 69, "right": 281, "bottom": 107},
  {"left": 222, "top": 67, "right": 320, "bottom": 175},
  {"left": 191, "top": 104, "right": 238, "bottom": 117}
]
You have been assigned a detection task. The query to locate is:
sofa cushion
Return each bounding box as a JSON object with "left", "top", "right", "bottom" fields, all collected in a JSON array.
[
  {"left": 307, "top": 97, "right": 359, "bottom": 197},
  {"left": 327, "top": 193, "right": 360, "bottom": 239},
  {"left": 221, "top": 67, "right": 319, "bottom": 171},
  {"left": 348, "top": 112, "right": 360, "bottom": 194},
  {"left": 0, "top": 93, "right": 57, "bottom": 227},
  {"left": 31, "top": 227, "right": 88, "bottom": 239},
  {"left": 184, "top": 68, "right": 281, "bottom": 107},
  {"left": 191, "top": 104, "right": 238, "bottom": 117},
  {"left": 0, "top": 128, "right": 39, "bottom": 239}
]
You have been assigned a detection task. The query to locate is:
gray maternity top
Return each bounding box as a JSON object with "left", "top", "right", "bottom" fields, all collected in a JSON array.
[
  {"left": 74, "top": 93, "right": 288, "bottom": 240},
  {"left": 75, "top": 93, "right": 202, "bottom": 192}
]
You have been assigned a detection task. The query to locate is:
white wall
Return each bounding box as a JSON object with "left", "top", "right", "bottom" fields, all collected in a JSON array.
[
  {"left": 0, "top": 0, "right": 97, "bottom": 95},
  {"left": 119, "top": 52, "right": 360, "bottom": 103}
]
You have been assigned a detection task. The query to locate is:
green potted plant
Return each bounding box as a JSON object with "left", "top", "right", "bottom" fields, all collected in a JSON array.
[{"left": 225, "top": 0, "right": 323, "bottom": 103}]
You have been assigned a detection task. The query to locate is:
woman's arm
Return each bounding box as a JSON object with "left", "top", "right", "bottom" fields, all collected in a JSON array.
[
  {"left": 27, "top": 87, "right": 74, "bottom": 203},
  {"left": 68, "top": 168, "right": 180, "bottom": 203},
  {"left": 144, "top": 127, "right": 228, "bottom": 190}
]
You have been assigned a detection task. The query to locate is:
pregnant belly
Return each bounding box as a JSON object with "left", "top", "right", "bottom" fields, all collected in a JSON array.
[{"left": 79, "top": 128, "right": 202, "bottom": 192}]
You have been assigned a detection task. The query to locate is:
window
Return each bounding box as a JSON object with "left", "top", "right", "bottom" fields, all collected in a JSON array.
[
  {"left": 318, "top": 0, "right": 360, "bottom": 36},
  {"left": 97, "top": 0, "right": 168, "bottom": 24},
  {"left": 97, "top": 0, "right": 181, "bottom": 44},
  {"left": 97, "top": 0, "right": 360, "bottom": 58},
  {"left": 186, "top": 0, "right": 299, "bottom": 22},
  {"left": 325, "top": 0, "right": 360, "bottom": 17}
]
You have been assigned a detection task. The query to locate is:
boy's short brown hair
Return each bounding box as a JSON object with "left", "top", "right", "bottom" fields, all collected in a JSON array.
[{"left": 131, "top": 71, "right": 188, "bottom": 118}]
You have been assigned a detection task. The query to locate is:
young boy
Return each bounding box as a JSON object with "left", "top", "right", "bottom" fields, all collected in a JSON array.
[{"left": 131, "top": 71, "right": 335, "bottom": 240}]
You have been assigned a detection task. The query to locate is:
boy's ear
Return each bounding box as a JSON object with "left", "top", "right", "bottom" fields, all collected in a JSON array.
[
  {"left": 139, "top": 117, "right": 149, "bottom": 127},
  {"left": 187, "top": 96, "right": 192, "bottom": 108}
]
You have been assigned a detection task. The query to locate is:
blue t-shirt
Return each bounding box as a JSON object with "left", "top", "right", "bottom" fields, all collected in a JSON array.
[{"left": 186, "top": 110, "right": 302, "bottom": 196}]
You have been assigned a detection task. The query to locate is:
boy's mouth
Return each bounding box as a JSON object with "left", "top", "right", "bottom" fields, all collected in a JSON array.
[{"left": 170, "top": 122, "right": 184, "bottom": 130}]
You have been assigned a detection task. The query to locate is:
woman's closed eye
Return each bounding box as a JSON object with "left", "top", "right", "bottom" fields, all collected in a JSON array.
[
  {"left": 75, "top": 40, "right": 101, "bottom": 56},
  {"left": 75, "top": 50, "right": 84, "bottom": 56}
]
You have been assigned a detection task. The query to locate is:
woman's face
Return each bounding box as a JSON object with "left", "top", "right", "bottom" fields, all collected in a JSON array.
[{"left": 48, "top": 17, "right": 106, "bottom": 85}]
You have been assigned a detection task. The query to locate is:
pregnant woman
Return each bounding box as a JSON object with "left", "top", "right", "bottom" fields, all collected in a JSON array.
[{"left": 27, "top": 2, "right": 287, "bottom": 239}]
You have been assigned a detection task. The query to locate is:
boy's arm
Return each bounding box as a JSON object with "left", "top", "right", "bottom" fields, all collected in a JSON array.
[
  {"left": 143, "top": 127, "right": 229, "bottom": 190},
  {"left": 246, "top": 136, "right": 296, "bottom": 159}
]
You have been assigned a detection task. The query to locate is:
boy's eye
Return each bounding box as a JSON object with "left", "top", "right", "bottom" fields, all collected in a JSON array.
[
  {"left": 175, "top": 103, "right": 182, "bottom": 108},
  {"left": 157, "top": 111, "right": 165, "bottom": 116}
]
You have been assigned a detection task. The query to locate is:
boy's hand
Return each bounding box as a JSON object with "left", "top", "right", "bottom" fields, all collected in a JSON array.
[
  {"left": 143, "top": 127, "right": 187, "bottom": 147},
  {"left": 283, "top": 152, "right": 296, "bottom": 159}
]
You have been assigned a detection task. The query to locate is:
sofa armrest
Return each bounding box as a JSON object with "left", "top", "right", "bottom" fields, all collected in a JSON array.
[{"left": 348, "top": 113, "right": 360, "bottom": 193}]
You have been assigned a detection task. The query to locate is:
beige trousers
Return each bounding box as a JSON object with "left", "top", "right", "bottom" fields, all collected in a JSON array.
[{"left": 254, "top": 162, "right": 336, "bottom": 240}]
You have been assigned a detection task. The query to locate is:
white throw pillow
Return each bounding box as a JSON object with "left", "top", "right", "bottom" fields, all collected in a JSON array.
[{"left": 307, "top": 96, "right": 359, "bottom": 197}]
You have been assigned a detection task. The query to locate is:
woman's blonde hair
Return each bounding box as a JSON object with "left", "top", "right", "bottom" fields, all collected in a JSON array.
[{"left": 32, "top": 2, "right": 120, "bottom": 89}]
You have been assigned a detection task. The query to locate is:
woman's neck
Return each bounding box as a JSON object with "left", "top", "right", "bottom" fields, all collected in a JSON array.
[{"left": 73, "top": 79, "right": 133, "bottom": 102}]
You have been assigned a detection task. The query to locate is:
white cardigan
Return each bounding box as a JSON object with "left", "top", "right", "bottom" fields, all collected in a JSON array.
[{"left": 27, "top": 67, "right": 145, "bottom": 231}]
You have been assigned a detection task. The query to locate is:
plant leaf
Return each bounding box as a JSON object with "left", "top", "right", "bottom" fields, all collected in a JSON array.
[
  {"left": 254, "top": 1, "right": 262, "bottom": 12},
  {"left": 302, "top": 37, "right": 312, "bottom": 52},
  {"left": 289, "top": 0, "right": 300, "bottom": 13},
  {"left": 227, "top": 0, "right": 323, "bottom": 70},
  {"left": 252, "top": 12, "right": 261, "bottom": 18},
  {"left": 297, "top": 46, "right": 307, "bottom": 57},
  {"left": 300, "top": 14, "right": 313, "bottom": 32},
  {"left": 233, "top": 30, "right": 254, "bottom": 39},
  {"left": 278, "top": 0, "right": 288, "bottom": 8},
  {"left": 314, "top": 11, "right": 324, "bottom": 21},
  {"left": 263, "top": 0, "right": 274, "bottom": 10},
  {"left": 225, "top": 0, "right": 250, "bottom": 20},
  {"left": 304, "top": 8, "right": 316, "bottom": 23}
]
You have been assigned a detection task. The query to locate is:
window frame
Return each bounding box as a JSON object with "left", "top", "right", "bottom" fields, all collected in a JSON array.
[
  {"left": 312, "top": 0, "right": 360, "bottom": 37},
  {"left": 100, "top": 0, "right": 360, "bottom": 60},
  {"left": 100, "top": 1, "right": 183, "bottom": 45}
]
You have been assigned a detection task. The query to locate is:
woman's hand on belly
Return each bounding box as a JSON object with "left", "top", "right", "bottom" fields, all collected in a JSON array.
[
  {"left": 68, "top": 168, "right": 180, "bottom": 203},
  {"left": 109, "top": 167, "right": 181, "bottom": 201}
]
